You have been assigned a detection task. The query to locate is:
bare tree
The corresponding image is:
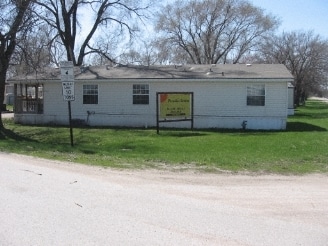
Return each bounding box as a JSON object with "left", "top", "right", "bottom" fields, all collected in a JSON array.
[
  {"left": 84, "top": 30, "right": 125, "bottom": 66},
  {"left": 257, "top": 31, "right": 328, "bottom": 106},
  {"left": 0, "top": 0, "right": 33, "bottom": 128},
  {"left": 34, "top": 0, "right": 151, "bottom": 66},
  {"left": 118, "top": 40, "right": 167, "bottom": 65},
  {"left": 10, "top": 24, "right": 59, "bottom": 77},
  {"left": 154, "top": 0, "right": 279, "bottom": 64}
]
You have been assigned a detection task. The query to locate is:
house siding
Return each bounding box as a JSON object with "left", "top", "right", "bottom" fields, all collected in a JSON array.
[{"left": 14, "top": 78, "right": 289, "bottom": 130}]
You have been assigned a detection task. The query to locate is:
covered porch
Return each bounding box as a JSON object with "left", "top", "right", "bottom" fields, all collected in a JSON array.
[{"left": 14, "top": 83, "right": 44, "bottom": 114}]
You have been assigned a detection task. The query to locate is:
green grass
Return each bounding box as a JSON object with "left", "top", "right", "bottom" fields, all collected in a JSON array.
[
  {"left": 1, "top": 99, "right": 328, "bottom": 174},
  {"left": 5, "top": 104, "right": 13, "bottom": 111}
]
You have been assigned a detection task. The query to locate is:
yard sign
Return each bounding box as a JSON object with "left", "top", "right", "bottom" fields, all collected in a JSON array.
[
  {"left": 156, "top": 92, "right": 194, "bottom": 133},
  {"left": 159, "top": 93, "right": 192, "bottom": 120}
]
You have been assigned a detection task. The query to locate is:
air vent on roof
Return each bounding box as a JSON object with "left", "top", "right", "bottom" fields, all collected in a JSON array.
[
  {"left": 80, "top": 66, "right": 88, "bottom": 73},
  {"left": 206, "top": 68, "right": 214, "bottom": 75}
]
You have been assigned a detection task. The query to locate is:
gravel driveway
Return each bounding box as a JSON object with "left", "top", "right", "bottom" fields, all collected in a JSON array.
[{"left": 0, "top": 152, "right": 327, "bottom": 245}]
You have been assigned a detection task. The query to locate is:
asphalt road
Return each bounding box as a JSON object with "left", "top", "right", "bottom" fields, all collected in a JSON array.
[{"left": 0, "top": 152, "right": 327, "bottom": 245}]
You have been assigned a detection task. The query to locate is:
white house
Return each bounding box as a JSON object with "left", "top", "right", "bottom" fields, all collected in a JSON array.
[{"left": 9, "top": 64, "right": 294, "bottom": 130}]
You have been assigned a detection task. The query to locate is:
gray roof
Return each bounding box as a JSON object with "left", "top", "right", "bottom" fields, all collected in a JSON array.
[{"left": 9, "top": 64, "right": 294, "bottom": 81}]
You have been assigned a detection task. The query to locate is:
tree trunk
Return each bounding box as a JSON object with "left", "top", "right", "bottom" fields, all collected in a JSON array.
[
  {"left": 0, "top": 0, "right": 32, "bottom": 129},
  {"left": 0, "top": 56, "right": 11, "bottom": 129},
  {"left": 0, "top": 64, "right": 7, "bottom": 129}
]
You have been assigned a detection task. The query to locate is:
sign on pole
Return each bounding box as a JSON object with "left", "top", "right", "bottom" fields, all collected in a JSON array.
[
  {"left": 62, "top": 82, "right": 75, "bottom": 101},
  {"left": 60, "top": 61, "right": 75, "bottom": 146},
  {"left": 60, "top": 61, "right": 75, "bottom": 101}
]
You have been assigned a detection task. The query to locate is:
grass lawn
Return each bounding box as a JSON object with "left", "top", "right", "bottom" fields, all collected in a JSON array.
[{"left": 1, "top": 99, "right": 328, "bottom": 174}]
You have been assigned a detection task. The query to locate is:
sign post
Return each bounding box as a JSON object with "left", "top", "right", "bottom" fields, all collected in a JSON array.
[{"left": 60, "top": 61, "right": 75, "bottom": 147}]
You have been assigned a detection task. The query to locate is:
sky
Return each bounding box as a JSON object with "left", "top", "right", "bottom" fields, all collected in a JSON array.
[
  {"left": 80, "top": 1, "right": 328, "bottom": 42},
  {"left": 250, "top": 0, "right": 328, "bottom": 38}
]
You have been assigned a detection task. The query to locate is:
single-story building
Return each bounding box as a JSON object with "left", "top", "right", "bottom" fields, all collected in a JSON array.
[{"left": 9, "top": 63, "right": 294, "bottom": 130}]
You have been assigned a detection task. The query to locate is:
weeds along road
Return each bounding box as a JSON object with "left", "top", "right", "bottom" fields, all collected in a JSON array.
[{"left": 0, "top": 152, "right": 327, "bottom": 246}]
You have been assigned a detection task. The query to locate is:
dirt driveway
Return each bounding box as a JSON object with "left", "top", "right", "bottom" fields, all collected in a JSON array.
[{"left": 0, "top": 152, "right": 327, "bottom": 245}]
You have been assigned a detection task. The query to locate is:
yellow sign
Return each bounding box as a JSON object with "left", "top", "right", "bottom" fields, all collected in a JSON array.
[{"left": 160, "top": 93, "right": 191, "bottom": 120}]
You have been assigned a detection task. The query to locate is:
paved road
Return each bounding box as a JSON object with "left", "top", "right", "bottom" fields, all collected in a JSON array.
[{"left": 0, "top": 152, "right": 327, "bottom": 245}]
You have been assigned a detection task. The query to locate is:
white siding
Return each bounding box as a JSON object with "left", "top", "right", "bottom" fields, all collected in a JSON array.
[
  {"left": 288, "top": 86, "right": 295, "bottom": 115},
  {"left": 15, "top": 79, "right": 289, "bottom": 130}
]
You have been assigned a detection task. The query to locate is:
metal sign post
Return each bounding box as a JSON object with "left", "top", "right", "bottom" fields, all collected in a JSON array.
[{"left": 60, "top": 61, "right": 75, "bottom": 147}]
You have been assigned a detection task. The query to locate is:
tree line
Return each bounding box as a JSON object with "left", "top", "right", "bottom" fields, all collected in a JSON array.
[{"left": 1, "top": 0, "right": 328, "bottom": 127}]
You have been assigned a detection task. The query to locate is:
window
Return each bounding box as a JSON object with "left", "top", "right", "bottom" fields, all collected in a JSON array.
[
  {"left": 83, "top": 85, "right": 98, "bottom": 104},
  {"left": 133, "top": 84, "right": 149, "bottom": 104},
  {"left": 247, "top": 85, "right": 265, "bottom": 106}
]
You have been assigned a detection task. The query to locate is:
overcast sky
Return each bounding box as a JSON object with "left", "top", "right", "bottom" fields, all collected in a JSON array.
[{"left": 250, "top": 0, "right": 328, "bottom": 38}]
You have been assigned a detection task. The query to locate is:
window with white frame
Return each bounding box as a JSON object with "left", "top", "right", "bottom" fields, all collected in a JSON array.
[
  {"left": 83, "top": 85, "right": 98, "bottom": 104},
  {"left": 247, "top": 85, "right": 265, "bottom": 106},
  {"left": 133, "top": 84, "right": 149, "bottom": 104}
]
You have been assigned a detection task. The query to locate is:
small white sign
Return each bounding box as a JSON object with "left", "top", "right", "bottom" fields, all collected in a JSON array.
[
  {"left": 60, "top": 61, "right": 74, "bottom": 82},
  {"left": 62, "top": 81, "right": 75, "bottom": 101},
  {"left": 60, "top": 61, "right": 75, "bottom": 101},
  {"left": 60, "top": 67, "right": 74, "bottom": 81}
]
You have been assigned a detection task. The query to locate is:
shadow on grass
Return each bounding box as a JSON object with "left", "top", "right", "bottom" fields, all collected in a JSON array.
[
  {"left": 80, "top": 149, "right": 97, "bottom": 155},
  {"left": 286, "top": 122, "right": 327, "bottom": 132},
  {"left": 159, "top": 131, "right": 208, "bottom": 137},
  {"left": 0, "top": 127, "right": 38, "bottom": 142},
  {"left": 293, "top": 112, "right": 328, "bottom": 119},
  {"left": 292, "top": 101, "right": 328, "bottom": 119}
]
